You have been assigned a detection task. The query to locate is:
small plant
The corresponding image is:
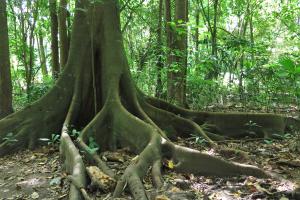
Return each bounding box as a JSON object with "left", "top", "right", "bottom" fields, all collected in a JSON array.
[
  {"left": 245, "top": 120, "right": 261, "bottom": 128},
  {"left": 70, "top": 129, "right": 80, "bottom": 138},
  {"left": 245, "top": 120, "right": 262, "bottom": 137},
  {"left": 264, "top": 139, "right": 273, "bottom": 144},
  {"left": 190, "top": 134, "right": 207, "bottom": 145},
  {"left": 272, "top": 133, "right": 292, "bottom": 140},
  {"left": 39, "top": 134, "right": 60, "bottom": 145},
  {"left": 3, "top": 133, "right": 18, "bottom": 145},
  {"left": 87, "top": 136, "right": 99, "bottom": 154}
]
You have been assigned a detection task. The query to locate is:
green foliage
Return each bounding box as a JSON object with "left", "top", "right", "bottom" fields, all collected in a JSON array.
[
  {"left": 70, "top": 129, "right": 81, "bottom": 139},
  {"left": 190, "top": 134, "right": 207, "bottom": 145},
  {"left": 2, "top": 133, "right": 18, "bottom": 145},
  {"left": 87, "top": 137, "right": 99, "bottom": 154},
  {"left": 39, "top": 134, "right": 60, "bottom": 146},
  {"left": 5, "top": 0, "right": 300, "bottom": 112}
]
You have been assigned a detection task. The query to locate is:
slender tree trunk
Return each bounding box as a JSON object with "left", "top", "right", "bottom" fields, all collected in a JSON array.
[
  {"left": 0, "top": 0, "right": 13, "bottom": 119},
  {"left": 155, "top": 0, "right": 164, "bottom": 98},
  {"left": 211, "top": 0, "right": 218, "bottom": 60},
  {"left": 250, "top": 12, "right": 254, "bottom": 63},
  {"left": 50, "top": 0, "right": 60, "bottom": 79},
  {"left": 37, "top": 31, "right": 48, "bottom": 78},
  {"left": 167, "top": 0, "right": 188, "bottom": 106},
  {"left": 58, "top": 0, "right": 69, "bottom": 69},
  {"left": 239, "top": 2, "right": 250, "bottom": 102},
  {"left": 206, "top": 0, "right": 218, "bottom": 79},
  {"left": 165, "top": 0, "right": 174, "bottom": 101},
  {"left": 195, "top": 8, "right": 200, "bottom": 63}
]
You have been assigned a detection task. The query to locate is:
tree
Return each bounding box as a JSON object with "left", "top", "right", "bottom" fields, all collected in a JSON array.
[
  {"left": 166, "top": 0, "right": 189, "bottom": 106},
  {"left": 0, "top": 0, "right": 13, "bottom": 119},
  {"left": 155, "top": 0, "right": 164, "bottom": 98},
  {"left": 50, "top": 0, "right": 60, "bottom": 78},
  {"left": 58, "top": 0, "right": 69, "bottom": 68},
  {"left": 37, "top": 29, "right": 48, "bottom": 78},
  {"left": 198, "top": 0, "right": 220, "bottom": 79},
  {"left": 0, "top": 0, "right": 297, "bottom": 199}
]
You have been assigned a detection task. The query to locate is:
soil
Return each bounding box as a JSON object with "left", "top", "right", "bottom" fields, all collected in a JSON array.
[{"left": 0, "top": 147, "right": 69, "bottom": 200}]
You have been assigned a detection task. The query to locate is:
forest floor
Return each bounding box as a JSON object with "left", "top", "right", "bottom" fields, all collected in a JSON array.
[{"left": 0, "top": 106, "right": 300, "bottom": 200}]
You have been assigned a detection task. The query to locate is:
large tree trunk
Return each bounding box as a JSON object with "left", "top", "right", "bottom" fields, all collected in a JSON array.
[
  {"left": 0, "top": 0, "right": 296, "bottom": 199},
  {"left": 0, "top": 0, "right": 13, "bottom": 119},
  {"left": 50, "top": 0, "right": 60, "bottom": 79}
]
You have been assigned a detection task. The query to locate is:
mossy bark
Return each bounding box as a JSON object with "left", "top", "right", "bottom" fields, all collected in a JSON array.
[{"left": 0, "top": 0, "right": 296, "bottom": 199}]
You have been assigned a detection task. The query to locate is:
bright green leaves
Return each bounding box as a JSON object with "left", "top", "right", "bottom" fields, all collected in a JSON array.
[{"left": 277, "top": 56, "right": 300, "bottom": 77}]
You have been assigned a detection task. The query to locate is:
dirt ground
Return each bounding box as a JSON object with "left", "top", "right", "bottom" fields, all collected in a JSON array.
[
  {"left": 0, "top": 147, "right": 69, "bottom": 200},
  {"left": 1, "top": 134, "right": 299, "bottom": 200}
]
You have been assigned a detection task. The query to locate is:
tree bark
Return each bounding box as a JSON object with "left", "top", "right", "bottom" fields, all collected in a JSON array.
[
  {"left": 166, "top": 0, "right": 188, "bottom": 107},
  {"left": 0, "top": 0, "right": 13, "bottom": 119},
  {"left": 165, "top": 0, "right": 174, "bottom": 100},
  {"left": 195, "top": 7, "right": 200, "bottom": 63},
  {"left": 50, "top": 0, "right": 60, "bottom": 79},
  {"left": 58, "top": 0, "right": 69, "bottom": 69},
  {"left": 37, "top": 30, "right": 48, "bottom": 78},
  {"left": 155, "top": 0, "right": 164, "bottom": 98},
  {"left": 206, "top": 0, "right": 219, "bottom": 79}
]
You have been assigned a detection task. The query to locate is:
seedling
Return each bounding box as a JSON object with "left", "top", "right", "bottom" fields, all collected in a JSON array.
[
  {"left": 190, "top": 134, "right": 207, "bottom": 145},
  {"left": 39, "top": 134, "right": 60, "bottom": 145},
  {"left": 3, "top": 133, "right": 18, "bottom": 145},
  {"left": 87, "top": 136, "right": 99, "bottom": 154},
  {"left": 70, "top": 129, "right": 80, "bottom": 138}
]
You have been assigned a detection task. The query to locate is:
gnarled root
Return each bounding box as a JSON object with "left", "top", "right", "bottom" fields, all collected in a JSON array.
[
  {"left": 112, "top": 130, "right": 269, "bottom": 199},
  {"left": 113, "top": 135, "right": 162, "bottom": 200}
]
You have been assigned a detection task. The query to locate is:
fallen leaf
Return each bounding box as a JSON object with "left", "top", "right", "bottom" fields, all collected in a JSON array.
[
  {"left": 167, "top": 160, "right": 174, "bottom": 169},
  {"left": 31, "top": 192, "right": 39, "bottom": 199}
]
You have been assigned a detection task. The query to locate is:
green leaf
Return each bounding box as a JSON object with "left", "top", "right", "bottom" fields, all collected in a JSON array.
[
  {"left": 279, "top": 57, "right": 295, "bottom": 71},
  {"left": 264, "top": 139, "right": 273, "bottom": 144}
]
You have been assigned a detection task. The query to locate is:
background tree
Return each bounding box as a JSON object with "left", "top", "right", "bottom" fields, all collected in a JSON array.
[
  {"left": 155, "top": 0, "right": 164, "bottom": 98},
  {"left": 50, "top": 0, "right": 60, "bottom": 79},
  {"left": 0, "top": 0, "right": 13, "bottom": 119},
  {"left": 58, "top": 0, "right": 69, "bottom": 68},
  {"left": 165, "top": 0, "right": 189, "bottom": 106}
]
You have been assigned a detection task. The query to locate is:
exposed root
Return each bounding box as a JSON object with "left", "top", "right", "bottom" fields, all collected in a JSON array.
[
  {"left": 113, "top": 135, "right": 162, "bottom": 200},
  {"left": 141, "top": 101, "right": 218, "bottom": 143},
  {"left": 77, "top": 137, "right": 115, "bottom": 178},
  {"left": 66, "top": 175, "right": 93, "bottom": 200},
  {"left": 162, "top": 141, "right": 270, "bottom": 178},
  {"left": 60, "top": 132, "right": 87, "bottom": 200},
  {"left": 141, "top": 101, "right": 250, "bottom": 159},
  {"left": 151, "top": 160, "right": 163, "bottom": 189}
]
